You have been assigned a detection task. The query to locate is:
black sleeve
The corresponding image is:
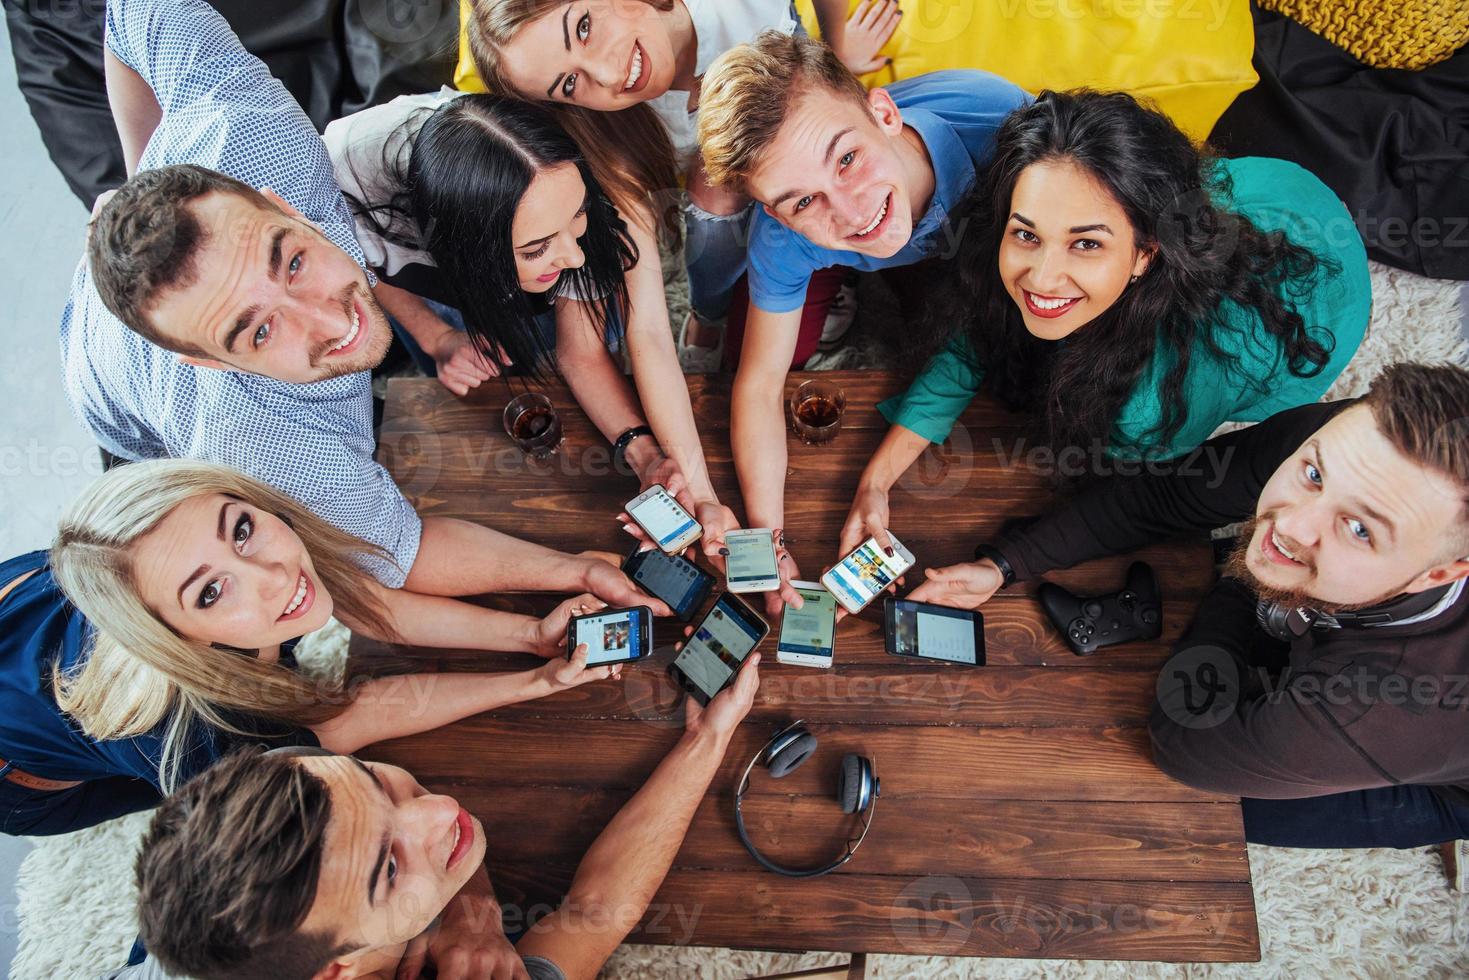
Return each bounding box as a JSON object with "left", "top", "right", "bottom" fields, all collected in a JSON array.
[
  {"left": 993, "top": 402, "right": 1350, "bottom": 581},
  {"left": 1147, "top": 578, "right": 1391, "bottom": 799},
  {"left": 0, "top": 775, "right": 162, "bottom": 836}
]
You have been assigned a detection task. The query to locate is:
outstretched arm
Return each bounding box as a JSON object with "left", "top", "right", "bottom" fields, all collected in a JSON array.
[
  {"left": 515, "top": 656, "right": 761, "bottom": 979},
  {"left": 103, "top": 47, "right": 160, "bottom": 176}
]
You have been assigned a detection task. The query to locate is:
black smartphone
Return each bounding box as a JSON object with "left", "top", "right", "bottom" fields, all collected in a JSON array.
[
  {"left": 884, "top": 598, "right": 985, "bottom": 666},
  {"left": 667, "top": 593, "right": 769, "bottom": 705},
  {"left": 621, "top": 543, "right": 716, "bottom": 622},
  {"left": 567, "top": 605, "right": 653, "bottom": 666}
]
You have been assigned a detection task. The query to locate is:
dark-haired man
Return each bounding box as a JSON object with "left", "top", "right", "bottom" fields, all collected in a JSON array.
[
  {"left": 910, "top": 362, "right": 1469, "bottom": 848},
  {"left": 63, "top": 0, "right": 657, "bottom": 610},
  {"left": 101, "top": 657, "right": 761, "bottom": 980},
  {"left": 695, "top": 31, "right": 1028, "bottom": 617}
]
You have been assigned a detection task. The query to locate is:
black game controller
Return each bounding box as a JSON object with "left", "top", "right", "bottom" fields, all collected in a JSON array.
[{"left": 1038, "top": 562, "right": 1162, "bottom": 656}]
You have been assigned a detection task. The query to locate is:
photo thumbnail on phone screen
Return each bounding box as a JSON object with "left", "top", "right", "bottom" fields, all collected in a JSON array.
[
  {"left": 575, "top": 609, "right": 644, "bottom": 665},
  {"left": 826, "top": 539, "right": 909, "bottom": 609}
]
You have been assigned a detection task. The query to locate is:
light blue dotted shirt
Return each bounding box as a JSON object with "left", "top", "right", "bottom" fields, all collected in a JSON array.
[{"left": 60, "top": 0, "right": 419, "bottom": 586}]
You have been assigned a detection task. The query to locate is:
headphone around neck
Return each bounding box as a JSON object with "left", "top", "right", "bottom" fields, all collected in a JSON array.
[
  {"left": 733, "top": 721, "right": 880, "bottom": 878},
  {"left": 1254, "top": 582, "right": 1457, "bottom": 642}
]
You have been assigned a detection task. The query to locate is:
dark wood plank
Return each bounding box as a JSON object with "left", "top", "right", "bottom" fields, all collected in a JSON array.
[
  {"left": 455, "top": 787, "right": 1248, "bottom": 883},
  {"left": 485, "top": 867, "right": 1260, "bottom": 962},
  {"left": 359, "top": 719, "right": 1232, "bottom": 803}
]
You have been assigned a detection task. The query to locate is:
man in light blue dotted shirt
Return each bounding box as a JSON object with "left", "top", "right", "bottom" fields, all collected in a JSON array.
[{"left": 63, "top": 0, "right": 655, "bottom": 608}]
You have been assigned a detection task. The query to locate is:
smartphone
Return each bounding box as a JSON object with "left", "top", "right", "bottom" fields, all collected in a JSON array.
[
  {"left": 884, "top": 598, "right": 985, "bottom": 666},
  {"left": 625, "top": 484, "right": 702, "bottom": 554},
  {"left": 621, "top": 544, "right": 716, "bottom": 622},
  {"left": 667, "top": 593, "right": 769, "bottom": 704},
  {"left": 821, "top": 534, "right": 916, "bottom": 615},
  {"left": 776, "top": 581, "right": 838, "bottom": 668},
  {"left": 567, "top": 605, "right": 653, "bottom": 666},
  {"left": 724, "top": 528, "right": 782, "bottom": 593}
]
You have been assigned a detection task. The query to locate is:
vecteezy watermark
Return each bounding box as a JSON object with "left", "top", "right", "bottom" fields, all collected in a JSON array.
[
  {"left": 1155, "top": 644, "right": 1241, "bottom": 730},
  {"left": 991, "top": 437, "right": 1236, "bottom": 486},
  {"left": 0, "top": 439, "right": 105, "bottom": 479},
  {"left": 890, "top": 875, "right": 977, "bottom": 949},
  {"left": 357, "top": 0, "right": 453, "bottom": 45}
]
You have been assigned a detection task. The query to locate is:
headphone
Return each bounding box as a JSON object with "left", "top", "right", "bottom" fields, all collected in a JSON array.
[
  {"left": 1255, "top": 583, "right": 1457, "bottom": 642},
  {"left": 733, "top": 721, "right": 880, "bottom": 878}
]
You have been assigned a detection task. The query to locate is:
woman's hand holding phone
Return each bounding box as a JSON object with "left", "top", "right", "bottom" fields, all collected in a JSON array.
[
  {"left": 905, "top": 560, "right": 1006, "bottom": 610},
  {"left": 838, "top": 484, "right": 894, "bottom": 566},
  {"left": 537, "top": 642, "right": 625, "bottom": 691},
  {"left": 692, "top": 498, "right": 739, "bottom": 569},
  {"left": 529, "top": 594, "right": 605, "bottom": 658},
  {"left": 764, "top": 529, "right": 804, "bottom": 620}
]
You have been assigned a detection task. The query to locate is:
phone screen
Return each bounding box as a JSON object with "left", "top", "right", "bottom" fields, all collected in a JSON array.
[
  {"left": 573, "top": 608, "right": 645, "bottom": 665},
  {"left": 726, "top": 532, "right": 779, "bottom": 588},
  {"left": 629, "top": 487, "right": 698, "bottom": 550},
  {"left": 628, "top": 550, "right": 710, "bottom": 619},
  {"left": 826, "top": 538, "right": 912, "bottom": 609},
  {"left": 890, "top": 600, "right": 980, "bottom": 665},
  {"left": 670, "top": 596, "right": 765, "bottom": 699},
  {"left": 779, "top": 587, "right": 837, "bottom": 658}
]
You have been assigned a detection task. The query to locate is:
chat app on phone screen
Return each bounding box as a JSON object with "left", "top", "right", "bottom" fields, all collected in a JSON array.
[
  {"left": 826, "top": 540, "right": 904, "bottom": 608},
  {"left": 727, "top": 535, "right": 778, "bottom": 587},
  {"left": 636, "top": 490, "right": 696, "bottom": 549},
  {"left": 893, "top": 602, "right": 976, "bottom": 664},
  {"left": 634, "top": 555, "right": 700, "bottom": 614},
  {"left": 672, "top": 601, "right": 761, "bottom": 697},
  {"left": 576, "top": 610, "right": 642, "bottom": 665},
  {"left": 781, "top": 590, "right": 835, "bottom": 656}
]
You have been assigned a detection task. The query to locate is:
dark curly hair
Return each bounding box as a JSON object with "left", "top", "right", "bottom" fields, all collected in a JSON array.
[{"left": 924, "top": 89, "right": 1335, "bottom": 460}]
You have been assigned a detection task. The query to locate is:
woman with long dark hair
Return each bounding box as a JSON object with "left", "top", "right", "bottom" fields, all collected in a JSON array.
[
  {"left": 327, "top": 92, "right": 737, "bottom": 542},
  {"left": 839, "top": 89, "right": 1372, "bottom": 557}
]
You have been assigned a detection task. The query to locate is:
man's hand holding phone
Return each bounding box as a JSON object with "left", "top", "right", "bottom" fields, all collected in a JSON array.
[
  {"left": 684, "top": 652, "right": 761, "bottom": 741},
  {"left": 905, "top": 559, "right": 1006, "bottom": 610},
  {"left": 576, "top": 550, "right": 674, "bottom": 617}
]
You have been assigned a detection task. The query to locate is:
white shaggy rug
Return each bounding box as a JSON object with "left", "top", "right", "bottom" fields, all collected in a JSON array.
[{"left": 15, "top": 261, "right": 1468, "bottom": 979}]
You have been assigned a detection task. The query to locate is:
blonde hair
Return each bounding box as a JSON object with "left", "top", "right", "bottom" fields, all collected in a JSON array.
[
  {"left": 698, "top": 31, "right": 870, "bottom": 189},
  {"left": 466, "top": 0, "right": 683, "bottom": 245},
  {"left": 50, "top": 459, "right": 396, "bottom": 791}
]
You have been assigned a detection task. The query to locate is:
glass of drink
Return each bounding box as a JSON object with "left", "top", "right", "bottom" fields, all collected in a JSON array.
[
  {"left": 789, "top": 379, "right": 845, "bottom": 446},
  {"left": 503, "top": 392, "right": 563, "bottom": 458}
]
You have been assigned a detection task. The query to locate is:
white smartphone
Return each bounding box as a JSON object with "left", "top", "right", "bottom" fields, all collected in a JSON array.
[
  {"left": 776, "top": 581, "right": 838, "bottom": 668},
  {"left": 821, "top": 534, "right": 917, "bottom": 615},
  {"left": 723, "top": 528, "right": 782, "bottom": 593},
  {"left": 625, "top": 484, "right": 702, "bottom": 554}
]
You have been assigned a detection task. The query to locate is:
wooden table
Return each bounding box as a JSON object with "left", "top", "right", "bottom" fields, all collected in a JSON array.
[{"left": 354, "top": 372, "right": 1260, "bottom": 963}]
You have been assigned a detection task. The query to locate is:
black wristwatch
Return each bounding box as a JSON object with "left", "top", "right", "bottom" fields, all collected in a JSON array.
[
  {"left": 612, "top": 425, "right": 654, "bottom": 467},
  {"left": 973, "top": 544, "right": 1016, "bottom": 588}
]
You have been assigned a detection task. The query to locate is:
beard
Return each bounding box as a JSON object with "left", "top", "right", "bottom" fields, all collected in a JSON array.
[
  {"left": 1224, "top": 515, "right": 1410, "bottom": 615},
  {"left": 307, "top": 282, "right": 392, "bottom": 380}
]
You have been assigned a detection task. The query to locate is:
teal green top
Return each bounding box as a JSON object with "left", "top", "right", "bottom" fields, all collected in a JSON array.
[{"left": 877, "top": 157, "right": 1372, "bottom": 458}]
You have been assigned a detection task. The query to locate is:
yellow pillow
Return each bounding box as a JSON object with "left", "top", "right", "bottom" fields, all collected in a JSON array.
[
  {"left": 795, "top": 0, "right": 1256, "bottom": 141},
  {"left": 454, "top": 0, "right": 1256, "bottom": 141}
]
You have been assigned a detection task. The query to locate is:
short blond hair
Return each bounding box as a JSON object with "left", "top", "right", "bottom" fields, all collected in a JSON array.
[{"left": 698, "top": 31, "right": 870, "bottom": 189}]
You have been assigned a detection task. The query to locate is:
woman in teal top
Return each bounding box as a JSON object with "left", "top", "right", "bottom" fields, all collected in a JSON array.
[{"left": 839, "top": 89, "right": 1370, "bottom": 557}]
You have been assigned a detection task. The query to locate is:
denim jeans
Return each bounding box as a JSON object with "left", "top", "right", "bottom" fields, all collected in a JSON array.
[
  {"left": 683, "top": 198, "right": 756, "bottom": 321},
  {"left": 1242, "top": 784, "right": 1469, "bottom": 848}
]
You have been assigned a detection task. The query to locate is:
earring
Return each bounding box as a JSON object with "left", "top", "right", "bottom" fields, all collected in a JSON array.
[{"left": 1129, "top": 274, "right": 1140, "bottom": 284}]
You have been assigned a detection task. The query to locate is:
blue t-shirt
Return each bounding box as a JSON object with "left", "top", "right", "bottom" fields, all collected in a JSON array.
[
  {"left": 0, "top": 551, "right": 316, "bottom": 831},
  {"left": 747, "top": 70, "right": 1030, "bottom": 313}
]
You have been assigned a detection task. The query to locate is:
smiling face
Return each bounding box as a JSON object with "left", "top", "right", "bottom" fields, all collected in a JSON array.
[
  {"left": 147, "top": 191, "right": 392, "bottom": 383},
  {"left": 497, "top": 0, "right": 683, "bottom": 109},
  {"left": 130, "top": 493, "right": 334, "bottom": 651},
  {"left": 513, "top": 163, "right": 591, "bottom": 294},
  {"left": 997, "top": 157, "right": 1152, "bottom": 342},
  {"left": 1237, "top": 405, "right": 1469, "bottom": 609},
  {"left": 747, "top": 86, "right": 921, "bottom": 259},
  {"left": 299, "top": 755, "right": 485, "bottom": 964}
]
